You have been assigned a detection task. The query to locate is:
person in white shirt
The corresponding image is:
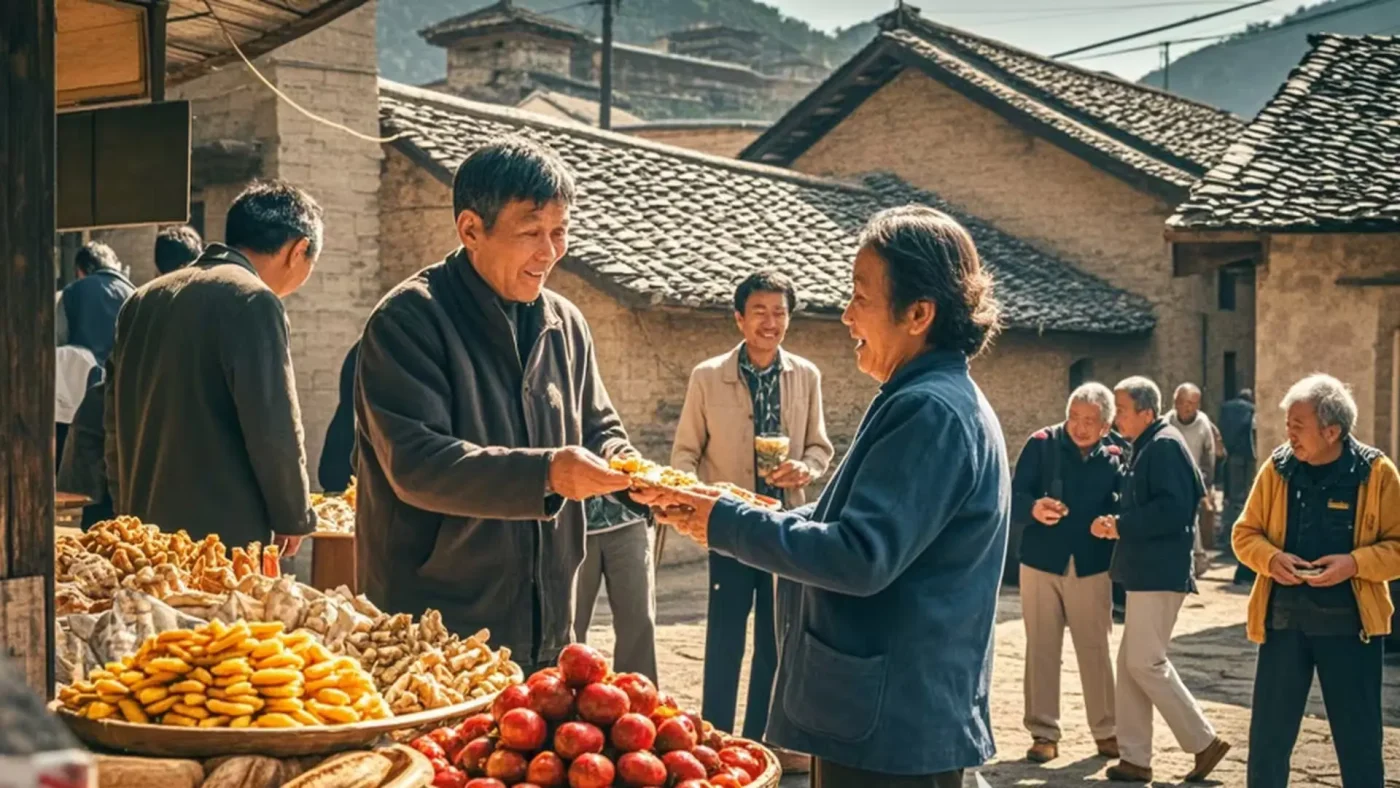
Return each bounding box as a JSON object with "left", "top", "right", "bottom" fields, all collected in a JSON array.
[{"left": 1166, "top": 383, "right": 1219, "bottom": 577}]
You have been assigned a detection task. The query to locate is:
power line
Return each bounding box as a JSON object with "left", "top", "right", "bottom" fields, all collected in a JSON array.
[
  {"left": 1052, "top": 0, "right": 1276, "bottom": 57},
  {"left": 929, "top": 1, "right": 1245, "bottom": 14},
  {"left": 537, "top": 0, "right": 595, "bottom": 17},
  {"left": 1063, "top": 0, "right": 1400, "bottom": 62}
]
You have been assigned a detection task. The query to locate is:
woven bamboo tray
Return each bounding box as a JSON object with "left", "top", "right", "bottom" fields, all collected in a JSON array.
[
  {"left": 746, "top": 740, "right": 782, "bottom": 788},
  {"left": 52, "top": 685, "right": 508, "bottom": 758}
]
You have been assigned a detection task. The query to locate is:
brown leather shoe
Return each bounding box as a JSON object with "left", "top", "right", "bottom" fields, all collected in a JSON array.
[
  {"left": 1106, "top": 760, "right": 1153, "bottom": 782},
  {"left": 1096, "top": 737, "right": 1120, "bottom": 758},
  {"left": 1185, "top": 737, "right": 1231, "bottom": 782},
  {"left": 1025, "top": 738, "right": 1058, "bottom": 763}
]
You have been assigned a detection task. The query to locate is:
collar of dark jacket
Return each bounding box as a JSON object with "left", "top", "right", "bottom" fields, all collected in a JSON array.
[
  {"left": 880, "top": 348, "right": 968, "bottom": 392},
  {"left": 448, "top": 247, "right": 562, "bottom": 362},
  {"left": 80, "top": 267, "right": 134, "bottom": 288},
  {"left": 1132, "top": 417, "right": 1169, "bottom": 453},
  {"left": 1052, "top": 424, "right": 1121, "bottom": 463},
  {"left": 1272, "top": 434, "right": 1379, "bottom": 482},
  {"left": 721, "top": 341, "right": 793, "bottom": 383},
  {"left": 198, "top": 243, "right": 258, "bottom": 276}
]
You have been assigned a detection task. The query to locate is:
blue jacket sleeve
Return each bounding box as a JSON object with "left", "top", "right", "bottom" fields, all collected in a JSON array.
[
  {"left": 707, "top": 395, "right": 973, "bottom": 597},
  {"left": 1011, "top": 434, "right": 1044, "bottom": 526},
  {"left": 1117, "top": 440, "right": 1200, "bottom": 541}
]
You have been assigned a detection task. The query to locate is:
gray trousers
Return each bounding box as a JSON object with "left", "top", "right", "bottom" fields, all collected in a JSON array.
[
  {"left": 574, "top": 523, "right": 658, "bottom": 681},
  {"left": 813, "top": 759, "right": 963, "bottom": 788}
]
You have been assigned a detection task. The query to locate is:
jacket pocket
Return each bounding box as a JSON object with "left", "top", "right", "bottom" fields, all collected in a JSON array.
[{"left": 781, "top": 629, "right": 887, "bottom": 743}]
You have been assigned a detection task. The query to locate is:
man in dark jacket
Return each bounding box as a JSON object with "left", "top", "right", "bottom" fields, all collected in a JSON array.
[
  {"left": 1094, "top": 376, "right": 1229, "bottom": 783},
  {"left": 318, "top": 341, "right": 359, "bottom": 493},
  {"left": 56, "top": 241, "right": 135, "bottom": 367},
  {"left": 106, "top": 180, "right": 321, "bottom": 554},
  {"left": 355, "top": 138, "right": 636, "bottom": 671},
  {"left": 1221, "top": 389, "right": 1258, "bottom": 582},
  {"left": 1012, "top": 382, "right": 1122, "bottom": 764}
]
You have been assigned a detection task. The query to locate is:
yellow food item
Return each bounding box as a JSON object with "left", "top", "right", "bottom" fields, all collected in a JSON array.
[{"left": 58, "top": 618, "right": 389, "bottom": 728}]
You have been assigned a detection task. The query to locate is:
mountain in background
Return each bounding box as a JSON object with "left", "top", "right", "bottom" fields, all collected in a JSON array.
[
  {"left": 377, "top": 0, "right": 879, "bottom": 87},
  {"left": 1138, "top": 0, "right": 1400, "bottom": 119}
]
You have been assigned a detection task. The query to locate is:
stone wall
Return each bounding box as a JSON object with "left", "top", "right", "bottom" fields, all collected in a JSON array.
[
  {"left": 1254, "top": 233, "right": 1400, "bottom": 456},
  {"left": 447, "top": 33, "right": 573, "bottom": 100},
  {"left": 789, "top": 69, "right": 1253, "bottom": 414},
  {"left": 171, "top": 2, "right": 383, "bottom": 487}
]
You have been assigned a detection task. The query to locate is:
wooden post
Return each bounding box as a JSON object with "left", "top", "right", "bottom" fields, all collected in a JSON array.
[{"left": 0, "top": 0, "right": 58, "bottom": 697}]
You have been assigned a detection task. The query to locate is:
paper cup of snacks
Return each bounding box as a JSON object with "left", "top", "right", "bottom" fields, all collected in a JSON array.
[{"left": 755, "top": 434, "right": 791, "bottom": 478}]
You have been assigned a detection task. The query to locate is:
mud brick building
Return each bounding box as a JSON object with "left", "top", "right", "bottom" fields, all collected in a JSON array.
[
  {"left": 417, "top": 0, "right": 823, "bottom": 120},
  {"left": 1168, "top": 34, "right": 1400, "bottom": 457},
  {"left": 742, "top": 6, "right": 1254, "bottom": 427},
  {"left": 376, "top": 81, "right": 1154, "bottom": 493}
]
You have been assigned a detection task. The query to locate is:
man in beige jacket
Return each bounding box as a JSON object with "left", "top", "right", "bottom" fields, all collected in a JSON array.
[{"left": 671, "top": 270, "right": 833, "bottom": 769}]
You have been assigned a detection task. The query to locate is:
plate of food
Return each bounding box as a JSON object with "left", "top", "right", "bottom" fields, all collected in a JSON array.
[{"left": 611, "top": 456, "right": 782, "bottom": 510}]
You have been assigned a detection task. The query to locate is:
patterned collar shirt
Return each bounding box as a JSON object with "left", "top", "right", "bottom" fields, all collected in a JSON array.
[{"left": 738, "top": 344, "right": 783, "bottom": 499}]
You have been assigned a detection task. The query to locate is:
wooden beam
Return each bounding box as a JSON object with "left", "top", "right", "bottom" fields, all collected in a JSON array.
[
  {"left": 1171, "top": 240, "right": 1262, "bottom": 277},
  {"left": 1163, "top": 226, "right": 1262, "bottom": 244},
  {"left": 1, "top": 0, "right": 58, "bottom": 698},
  {"left": 1337, "top": 272, "right": 1400, "bottom": 287}
]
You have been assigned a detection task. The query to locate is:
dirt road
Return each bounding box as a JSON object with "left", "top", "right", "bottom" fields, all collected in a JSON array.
[{"left": 582, "top": 553, "right": 1400, "bottom": 787}]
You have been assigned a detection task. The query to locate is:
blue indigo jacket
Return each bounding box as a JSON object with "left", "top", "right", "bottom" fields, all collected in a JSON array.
[{"left": 706, "top": 350, "right": 1009, "bottom": 775}]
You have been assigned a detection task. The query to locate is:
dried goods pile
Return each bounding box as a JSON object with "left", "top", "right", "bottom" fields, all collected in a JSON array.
[
  {"left": 610, "top": 456, "right": 780, "bottom": 511},
  {"left": 58, "top": 618, "right": 391, "bottom": 728},
  {"left": 409, "top": 643, "right": 770, "bottom": 788},
  {"left": 55, "top": 517, "right": 280, "bottom": 616},
  {"left": 312, "top": 478, "right": 356, "bottom": 534}
]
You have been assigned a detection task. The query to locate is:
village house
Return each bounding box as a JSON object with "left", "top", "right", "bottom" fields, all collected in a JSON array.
[
  {"left": 416, "top": 0, "right": 823, "bottom": 121},
  {"left": 741, "top": 5, "right": 1255, "bottom": 425},
  {"left": 129, "top": 1, "right": 1154, "bottom": 506},
  {"left": 1167, "top": 33, "right": 1400, "bottom": 457},
  {"left": 373, "top": 81, "right": 1154, "bottom": 493}
]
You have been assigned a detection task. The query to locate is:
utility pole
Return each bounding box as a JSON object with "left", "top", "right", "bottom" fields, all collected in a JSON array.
[
  {"left": 1161, "top": 40, "right": 1171, "bottom": 90},
  {"left": 599, "top": 0, "right": 615, "bottom": 129}
]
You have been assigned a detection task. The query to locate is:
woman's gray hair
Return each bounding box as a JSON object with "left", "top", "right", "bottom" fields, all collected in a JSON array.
[
  {"left": 1114, "top": 375, "right": 1162, "bottom": 416},
  {"left": 1280, "top": 373, "right": 1357, "bottom": 434},
  {"left": 1067, "top": 382, "right": 1115, "bottom": 425}
]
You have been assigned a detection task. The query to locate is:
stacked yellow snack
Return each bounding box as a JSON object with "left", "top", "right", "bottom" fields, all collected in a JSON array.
[{"left": 57, "top": 619, "right": 391, "bottom": 728}]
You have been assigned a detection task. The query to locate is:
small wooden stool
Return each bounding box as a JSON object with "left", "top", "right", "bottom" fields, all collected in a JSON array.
[{"left": 308, "top": 532, "right": 357, "bottom": 593}]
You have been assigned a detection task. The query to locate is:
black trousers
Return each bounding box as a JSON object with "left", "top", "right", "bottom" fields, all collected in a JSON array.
[
  {"left": 703, "top": 551, "right": 776, "bottom": 741},
  {"left": 813, "top": 759, "right": 964, "bottom": 788},
  {"left": 1247, "top": 629, "right": 1385, "bottom": 787}
]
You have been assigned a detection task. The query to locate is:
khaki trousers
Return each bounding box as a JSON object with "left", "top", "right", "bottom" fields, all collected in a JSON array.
[
  {"left": 1020, "top": 559, "right": 1116, "bottom": 742},
  {"left": 1117, "top": 591, "right": 1216, "bottom": 767}
]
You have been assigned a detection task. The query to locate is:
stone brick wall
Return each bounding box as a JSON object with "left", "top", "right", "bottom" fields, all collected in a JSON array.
[
  {"left": 789, "top": 69, "right": 1252, "bottom": 415},
  {"left": 447, "top": 34, "right": 573, "bottom": 100},
  {"left": 171, "top": 3, "right": 383, "bottom": 488},
  {"left": 1254, "top": 233, "right": 1400, "bottom": 456},
  {"left": 621, "top": 126, "right": 762, "bottom": 158}
]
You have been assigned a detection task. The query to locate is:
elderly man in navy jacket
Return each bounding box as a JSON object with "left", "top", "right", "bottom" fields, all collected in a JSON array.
[
  {"left": 1093, "top": 376, "right": 1230, "bottom": 783},
  {"left": 1013, "top": 382, "right": 1123, "bottom": 764},
  {"left": 638, "top": 206, "right": 1007, "bottom": 787}
]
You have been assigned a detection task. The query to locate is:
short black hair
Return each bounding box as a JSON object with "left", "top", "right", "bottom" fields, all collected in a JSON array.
[
  {"left": 154, "top": 225, "right": 203, "bottom": 274},
  {"left": 453, "top": 136, "right": 576, "bottom": 230},
  {"left": 225, "top": 180, "right": 324, "bottom": 260},
  {"left": 733, "top": 269, "right": 799, "bottom": 314},
  {"left": 858, "top": 205, "right": 1002, "bottom": 358},
  {"left": 74, "top": 241, "right": 120, "bottom": 275}
]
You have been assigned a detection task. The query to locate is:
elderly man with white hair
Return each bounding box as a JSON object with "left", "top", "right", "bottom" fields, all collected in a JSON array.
[
  {"left": 1233, "top": 373, "right": 1400, "bottom": 787},
  {"left": 1091, "top": 376, "right": 1229, "bottom": 783},
  {"left": 1011, "top": 382, "right": 1124, "bottom": 764},
  {"left": 1167, "top": 382, "right": 1220, "bottom": 576}
]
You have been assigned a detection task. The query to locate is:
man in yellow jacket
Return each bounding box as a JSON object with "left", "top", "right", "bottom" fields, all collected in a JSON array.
[{"left": 1233, "top": 373, "right": 1400, "bottom": 787}]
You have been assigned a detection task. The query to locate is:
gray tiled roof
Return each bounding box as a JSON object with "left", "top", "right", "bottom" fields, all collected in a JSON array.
[
  {"left": 744, "top": 8, "right": 1246, "bottom": 196},
  {"left": 379, "top": 79, "right": 1155, "bottom": 335},
  {"left": 1169, "top": 34, "right": 1400, "bottom": 233},
  {"left": 419, "top": 0, "right": 583, "bottom": 46}
]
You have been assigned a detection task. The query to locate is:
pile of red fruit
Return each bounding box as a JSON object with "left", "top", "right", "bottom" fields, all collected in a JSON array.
[{"left": 409, "top": 644, "right": 770, "bottom": 788}]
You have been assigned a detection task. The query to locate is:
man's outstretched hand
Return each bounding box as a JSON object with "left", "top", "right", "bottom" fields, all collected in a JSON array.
[{"left": 548, "top": 446, "right": 631, "bottom": 501}]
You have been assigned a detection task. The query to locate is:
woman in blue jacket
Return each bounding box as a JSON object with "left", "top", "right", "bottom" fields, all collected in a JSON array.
[{"left": 637, "top": 206, "right": 1010, "bottom": 787}]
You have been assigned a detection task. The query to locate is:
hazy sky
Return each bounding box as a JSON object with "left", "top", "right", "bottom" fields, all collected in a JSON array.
[{"left": 764, "top": 0, "right": 1305, "bottom": 80}]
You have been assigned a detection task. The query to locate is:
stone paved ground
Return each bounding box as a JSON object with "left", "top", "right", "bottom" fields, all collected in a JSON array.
[{"left": 583, "top": 552, "right": 1400, "bottom": 787}]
